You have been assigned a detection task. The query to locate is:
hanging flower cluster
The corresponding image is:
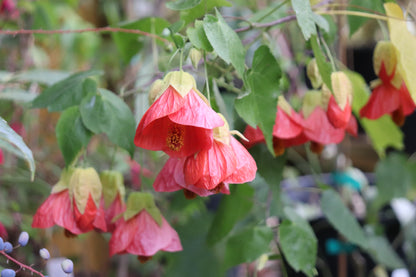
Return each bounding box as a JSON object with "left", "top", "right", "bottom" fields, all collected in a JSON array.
[
  {"left": 244, "top": 69, "right": 357, "bottom": 155},
  {"left": 360, "top": 40, "right": 415, "bottom": 126},
  {"left": 135, "top": 71, "right": 257, "bottom": 198}
]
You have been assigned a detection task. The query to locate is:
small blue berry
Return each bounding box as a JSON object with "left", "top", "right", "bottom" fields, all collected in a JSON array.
[
  {"left": 39, "top": 248, "right": 50, "bottom": 260},
  {"left": 0, "top": 237, "right": 4, "bottom": 250},
  {"left": 18, "top": 231, "right": 29, "bottom": 246},
  {"left": 1, "top": 269, "right": 16, "bottom": 277},
  {"left": 3, "top": 242, "right": 13, "bottom": 254},
  {"left": 61, "top": 259, "right": 73, "bottom": 274}
]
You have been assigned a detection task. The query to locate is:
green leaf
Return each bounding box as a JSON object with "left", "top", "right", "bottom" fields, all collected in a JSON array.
[
  {"left": 291, "top": 0, "right": 329, "bottom": 40},
  {"left": 374, "top": 153, "right": 413, "bottom": 206},
  {"left": 0, "top": 117, "right": 35, "bottom": 180},
  {"left": 112, "top": 17, "right": 170, "bottom": 63},
  {"left": 56, "top": 106, "right": 92, "bottom": 166},
  {"left": 310, "top": 36, "right": 332, "bottom": 90},
  {"left": 347, "top": 71, "right": 403, "bottom": 157},
  {"left": 249, "top": 144, "right": 285, "bottom": 185},
  {"left": 166, "top": 0, "right": 202, "bottom": 10},
  {"left": 0, "top": 88, "right": 37, "bottom": 103},
  {"left": 347, "top": 0, "right": 383, "bottom": 35},
  {"left": 186, "top": 20, "right": 213, "bottom": 51},
  {"left": 224, "top": 226, "right": 273, "bottom": 269},
  {"left": 14, "top": 70, "right": 70, "bottom": 85},
  {"left": 321, "top": 190, "right": 368, "bottom": 248},
  {"left": 79, "top": 88, "right": 136, "bottom": 156},
  {"left": 207, "top": 184, "right": 254, "bottom": 245},
  {"left": 367, "top": 235, "right": 405, "bottom": 269},
  {"left": 235, "top": 45, "right": 281, "bottom": 155},
  {"left": 180, "top": 0, "right": 231, "bottom": 25},
  {"left": 279, "top": 208, "right": 317, "bottom": 276},
  {"left": 31, "top": 70, "right": 102, "bottom": 112},
  {"left": 203, "top": 10, "right": 246, "bottom": 77}
]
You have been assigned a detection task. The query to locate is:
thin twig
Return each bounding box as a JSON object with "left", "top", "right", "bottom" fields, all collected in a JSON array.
[
  {"left": 0, "top": 26, "right": 171, "bottom": 44},
  {"left": 0, "top": 250, "right": 45, "bottom": 277}
]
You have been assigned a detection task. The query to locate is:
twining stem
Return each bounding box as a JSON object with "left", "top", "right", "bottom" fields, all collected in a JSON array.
[{"left": 0, "top": 250, "right": 45, "bottom": 277}]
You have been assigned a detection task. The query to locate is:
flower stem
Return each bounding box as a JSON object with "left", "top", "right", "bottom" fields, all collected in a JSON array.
[
  {"left": 0, "top": 250, "right": 45, "bottom": 277},
  {"left": 204, "top": 52, "right": 211, "bottom": 104}
]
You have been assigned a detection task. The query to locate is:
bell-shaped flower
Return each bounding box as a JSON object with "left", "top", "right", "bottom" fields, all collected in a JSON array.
[
  {"left": 360, "top": 41, "right": 415, "bottom": 126},
  {"left": 32, "top": 168, "right": 86, "bottom": 235},
  {"left": 100, "top": 170, "right": 126, "bottom": 232},
  {"left": 134, "top": 71, "right": 224, "bottom": 158},
  {"left": 154, "top": 114, "right": 257, "bottom": 197},
  {"left": 109, "top": 192, "right": 182, "bottom": 261},
  {"left": 243, "top": 96, "right": 308, "bottom": 156},
  {"left": 69, "top": 167, "right": 107, "bottom": 233}
]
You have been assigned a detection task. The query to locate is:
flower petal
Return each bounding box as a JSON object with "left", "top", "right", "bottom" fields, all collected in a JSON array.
[
  {"left": 225, "top": 137, "right": 257, "bottom": 184},
  {"left": 303, "top": 107, "right": 345, "bottom": 144},
  {"left": 327, "top": 95, "right": 351, "bottom": 129},
  {"left": 360, "top": 82, "right": 401, "bottom": 119},
  {"left": 273, "top": 108, "right": 304, "bottom": 139},
  {"left": 153, "top": 158, "right": 184, "bottom": 192}
]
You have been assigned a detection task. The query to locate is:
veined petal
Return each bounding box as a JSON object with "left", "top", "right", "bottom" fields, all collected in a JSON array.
[
  {"left": 153, "top": 158, "right": 184, "bottom": 192},
  {"left": 168, "top": 90, "right": 224, "bottom": 129},
  {"left": 398, "top": 84, "right": 416, "bottom": 116},
  {"left": 185, "top": 140, "right": 237, "bottom": 190},
  {"left": 105, "top": 194, "right": 126, "bottom": 232},
  {"left": 109, "top": 217, "right": 138, "bottom": 256},
  {"left": 346, "top": 115, "right": 358, "bottom": 137},
  {"left": 303, "top": 107, "right": 345, "bottom": 144},
  {"left": 242, "top": 125, "right": 265, "bottom": 148},
  {"left": 140, "top": 86, "right": 185, "bottom": 129},
  {"left": 73, "top": 194, "right": 98, "bottom": 232},
  {"left": 273, "top": 108, "right": 304, "bottom": 139},
  {"left": 224, "top": 137, "right": 257, "bottom": 184},
  {"left": 360, "top": 82, "right": 401, "bottom": 119}
]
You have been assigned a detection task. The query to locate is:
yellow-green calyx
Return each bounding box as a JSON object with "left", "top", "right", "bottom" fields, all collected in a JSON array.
[
  {"left": 124, "top": 192, "right": 162, "bottom": 226},
  {"left": 373, "top": 40, "right": 402, "bottom": 88},
  {"left": 51, "top": 167, "right": 75, "bottom": 194},
  {"left": 69, "top": 167, "right": 102, "bottom": 214},
  {"left": 213, "top": 114, "right": 230, "bottom": 145},
  {"left": 148, "top": 79, "right": 164, "bottom": 105},
  {"left": 302, "top": 90, "right": 325, "bottom": 118},
  {"left": 329, "top": 71, "right": 352, "bottom": 110},
  {"left": 277, "top": 96, "right": 293, "bottom": 115},
  {"left": 307, "top": 59, "right": 323, "bottom": 89},
  {"left": 100, "top": 170, "right": 125, "bottom": 209},
  {"left": 162, "top": 71, "right": 197, "bottom": 98},
  {"left": 189, "top": 48, "right": 203, "bottom": 69}
]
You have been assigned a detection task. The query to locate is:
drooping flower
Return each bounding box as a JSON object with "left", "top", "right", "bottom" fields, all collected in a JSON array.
[
  {"left": 360, "top": 41, "right": 415, "bottom": 126},
  {"left": 109, "top": 192, "right": 182, "bottom": 261},
  {"left": 243, "top": 96, "right": 308, "bottom": 156},
  {"left": 128, "top": 159, "right": 152, "bottom": 189},
  {"left": 134, "top": 71, "right": 224, "bottom": 158},
  {"left": 154, "top": 114, "right": 257, "bottom": 197},
  {"left": 100, "top": 170, "right": 126, "bottom": 232},
  {"left": 32, "top": 168, "right": 107, "bottom": 236}
]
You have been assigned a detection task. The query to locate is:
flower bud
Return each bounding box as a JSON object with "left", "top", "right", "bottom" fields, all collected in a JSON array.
[
  {"left": 18, "top": 231, "right": 29, "bottom": 246},
  {"left": 39, "top": 248, "right": 50, "bottom": 260},
  {"left": 61, "top": 259, "right": 74, "bottom": 274},
  {"left": 189, "top": 48, "right": 203, "bottom": 69},
  {"left": 373, "top": 40, "right": 402, "bottom": 88},
  {"left": 307, "top": 59, "right": 323, "bottom": 89},
  {"left": 148, "top": 79, "right": 164, "bottom": 105},
  {"left": 330, "top": 71, "right": 352, "bottom": 110}
]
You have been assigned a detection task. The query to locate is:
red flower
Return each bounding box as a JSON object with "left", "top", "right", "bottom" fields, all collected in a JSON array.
[
  {"left": 0, "top": 149, "right": 3, "bottom": 165},
  {"left": 109, "top": 193, "right": 182, "bottom": 260},
  {"left": 0, "top": 221, "right": 8, "bottom": 239},
  {"left": 243, "top": 96, "right": 308, "bottom": 156},
  {"left": 326, "top": 95, "right": 352, "bottom": 129},
  {"left": 135, "top": 71, "right": 224, "bottom": 158},
  {"left": 360, "top": 41, "right": 415, "bottom": 126},
  {"left": 154, "top": 115, "right": 256, "bottom": 197},
  {"left": 103, "top": 194, "right": 125, "bottom": 232}
]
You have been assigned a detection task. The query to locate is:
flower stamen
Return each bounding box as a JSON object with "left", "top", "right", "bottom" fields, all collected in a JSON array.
[{"left": 166, "top": 126, "right": 185, "bottom": 151}]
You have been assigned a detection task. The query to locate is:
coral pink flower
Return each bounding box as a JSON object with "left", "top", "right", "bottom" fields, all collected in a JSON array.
[
  {"left": 104, "top": 194, "right": 125, "bottom": 232},
  {"left": 326, "top": 95, "right": 352, "bottom": 129},
  {"left": 135, "top": 71, "right": 224, "bottom": 158},
  {"left": 109, "top": 193, "right": 182, "bottom": 261},
  {"left": 154, "top": 115, "right": 257, "bottom": 197},
  {"left": 0, "top": 149, "right": 3, "bottom": 165},
  {"left": 243, "top": 97, "right": 308, "bottom": 156},
  {"left": 129, "top": 159, "right": 152, "bottom": 189},
  {"left": 360, "top": 41, "right": 415, "bottom": 126}
]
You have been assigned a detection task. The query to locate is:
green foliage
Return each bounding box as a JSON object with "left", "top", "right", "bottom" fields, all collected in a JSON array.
[
  {"left": 249, "top": 144, "right": 286, "bottom": 185},
  {"left": 224, "top": 226, "right": 274, "bottom": 269},
  {"left": 166, "top": 0, "right": 202, "bottom": 10},
  {"left": 291, "top": 0, "right": 329, "bottom": 40},
  {"left": 0, "top": 117, "right": 35, "bottom": 180},
  {"left": 321, "top": 190, "right": 368, "bottom": 248},
  {"left": 279, "top": 208, "right": 317, "bottom": 276},
  {"left": 207, "top": 184, "right": 254, "bottom": 245},
  {"left": 112, "top": 17, "right": 170, "bottom": 63},
  {"left": 235, "top": 45, "right": 281, "bottom": 155},
  {"left": 180, "top": 0, "right": 232, "bottom": 25},
  {"left": 31, "top": 70, "right": 102, "bottom": 112},
  {"left": 79, "top": 88, "right": 136, "bottom": 156},
  {"left": 366, "top": 235, "right": 405, "bottom": 269},
  {"left": 56, "top": 106, "right": 92, "bottom": 166},
  {"left": 347, "top": 0, "right": 384, "bottom": 35},
  {"left": 187, "top": 20, "right": 213, "bottom": 51},
  {"left": 203, "top": 9, "right": 246, "bottom": 77},
  {"left": 310, "top": 36, "right": 332, "bottom": 90}
]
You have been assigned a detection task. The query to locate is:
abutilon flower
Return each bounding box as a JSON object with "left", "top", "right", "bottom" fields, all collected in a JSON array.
[
  {"left": 129, "top": 159, "right": 152, "bottom": 189},
  {"left": 32, "top": 167, "right": 107, "bottom": 236},
  {"left": 134, "top": 71, "right": 224, "bottom": 158},
  {"left": 100, "top": 170, "right": 126, "bottom": 232},
  {"left": 154, "top": 114, "right": 257, "bottom": 197},
  {"left": 243, "top": 96, "right": 308, "bottom": 156},
  {"left": 109, "top": 192, "right": 182, "bottom": 261},
  {"left": 360, "top": 41, "right": 415, "bottom": 126}
]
